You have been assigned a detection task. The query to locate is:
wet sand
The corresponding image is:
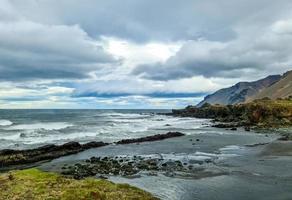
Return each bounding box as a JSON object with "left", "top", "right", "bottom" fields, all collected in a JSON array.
[{"left": 38, "top": 127, "right": 292, "bottom": 200}]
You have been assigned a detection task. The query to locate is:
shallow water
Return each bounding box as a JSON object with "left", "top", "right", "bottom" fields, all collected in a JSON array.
[{"left": 38, "top": 125, "right": 292, "bottom": 200}]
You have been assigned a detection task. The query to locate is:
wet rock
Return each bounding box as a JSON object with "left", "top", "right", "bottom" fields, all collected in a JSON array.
[
  {"left": 116, "top": 132, "right": 185, "bottom": 145},
  {"left": 0, "top": 141, "right": 108, "bottom": 167},
  {"left": 244, "top": 126, "right": 251, "bottom": 131},
  {"left": 19, "top": 133, "right": 26, "bottom": 138},
  {"left": 278, "top": 135, "right": 289, "bottom": 141},
  {"left": 60, "top": 155, "right": 199, "bottom": 179},
  {"left": 82, "top": 141, "right": 108, "bottom": 149}
]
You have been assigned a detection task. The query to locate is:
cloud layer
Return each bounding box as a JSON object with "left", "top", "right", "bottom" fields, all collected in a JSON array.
[
  {"left": 0, "top": 0, "right": 117, "bottom": 81},
  {"left": 0, "top": 0, "right": 292, "bottom": 108}
]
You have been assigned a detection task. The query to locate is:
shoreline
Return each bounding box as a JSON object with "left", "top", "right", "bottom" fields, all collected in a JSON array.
[
  {"left": 36, "top": 128, "right": 292, "bottom": 200},
  {"left": 1, "top": 124, "right": 291, "bottom": 199},
  {"left": 168, "top": 99, "right": 292, "bottom": 139},
  {"left": 0, "top": 132, "right": 185, "bottom": 169}
]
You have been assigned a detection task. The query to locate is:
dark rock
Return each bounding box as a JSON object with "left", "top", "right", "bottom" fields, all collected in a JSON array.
[
  {"left": 244, "top": 126, "right": 251, "bottom": 131},
  {"left": 116, "top": 132, "right": 185, "bottom": 145},
  {"left": 0, "top": 141, "right": 109, "bottom": 167},
  {"left": 278, "top": 135, "right": 289, "bottom": 141},
  {"left": 82, "top": 141, "right": 108, "bottom": 149}
]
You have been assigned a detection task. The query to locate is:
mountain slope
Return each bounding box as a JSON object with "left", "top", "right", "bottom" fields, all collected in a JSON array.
[
  {"left": 197, "top": 75, "right": 281, "bottom": 107},
  {"left": 248, "top": 70, "right": 292, "bottom": 101}
]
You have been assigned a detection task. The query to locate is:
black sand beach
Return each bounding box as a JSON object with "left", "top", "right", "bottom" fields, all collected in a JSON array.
[{"left": 37, "top": 127, "right": 292, "bottom": 200}]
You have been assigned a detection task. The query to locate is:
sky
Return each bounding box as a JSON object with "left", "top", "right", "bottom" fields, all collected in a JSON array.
[{"left": 0, "top": 0, "right": 291, "bottom": 109}]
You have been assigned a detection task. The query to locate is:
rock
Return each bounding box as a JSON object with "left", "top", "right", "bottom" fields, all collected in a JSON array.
[
  {"left": 230, "top": 127, "right": 237, "bottom": 131},
  {"left": 0, "top": 141, "right": 109, "bottom": 167},
  {"left": 98, "top": 175, "right": 108, "bottom": 179},
  {"left": 116, "top": 132, "right": 185, "bottom": 145},
  {"left": 19, "top": 133, "right": 26, "bottom": 138},
  {"left": 278, "top": 135, "right": 289, "bottom": 141},
  {"left": 244, "top": 126, "right": 251, "bottom": 131},
  {"left": 213, "top": 123, "right": 238, "bottom": 128},
  {"left": 82, "top": 141, "right": 108, "bottom": 149}
]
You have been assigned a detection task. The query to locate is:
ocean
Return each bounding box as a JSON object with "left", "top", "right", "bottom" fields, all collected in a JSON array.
[{"left": 0, "top": 109, "right": 209, "bottom": 149}]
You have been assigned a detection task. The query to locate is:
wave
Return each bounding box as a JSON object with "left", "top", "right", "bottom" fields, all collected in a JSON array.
[
  {"left": 0, "top": 120, "right": 13, "bottom": 126},
  {"left": 5, "top": 122, "right": 74, "bottom": 131}
]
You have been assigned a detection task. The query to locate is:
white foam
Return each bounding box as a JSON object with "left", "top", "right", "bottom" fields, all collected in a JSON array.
[
  {"left": 5, "top": 122, "right": 73, "bottom": 131},
  {"left": 219, "top": 145, "right": 242, "bottom": 151},
  {"left": 0, "top": 120, "right": 13, "bottom": 126}
]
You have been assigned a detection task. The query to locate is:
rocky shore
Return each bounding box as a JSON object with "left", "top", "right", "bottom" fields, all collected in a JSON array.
[
  {"left": 59, "top": 154, "right": 217, "bottom": 180},
  {"left": 170, "top": 99, "right": 292, "bottom": 133},
  {"left": 0, "top": 141, "right": 109, "bottom": 168},
  {"left": 0, "top": 132, "right": 185, "bottom": 168}
]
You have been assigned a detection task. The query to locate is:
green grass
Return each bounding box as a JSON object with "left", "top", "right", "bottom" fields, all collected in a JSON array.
[{"left": 0, "top": 168, "right": 158, "bottom": 200}]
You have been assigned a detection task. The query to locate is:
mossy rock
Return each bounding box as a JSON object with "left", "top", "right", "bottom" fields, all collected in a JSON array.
[{"left": 0, "top": 168, "right": 158, "bottom": 200}]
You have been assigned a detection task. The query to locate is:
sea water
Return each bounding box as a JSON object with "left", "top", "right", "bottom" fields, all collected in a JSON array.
[{"left": 0, "top": 109, "right": 210, "bottom": 149}]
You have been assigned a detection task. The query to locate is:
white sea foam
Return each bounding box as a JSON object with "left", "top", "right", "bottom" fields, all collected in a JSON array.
[
  {"left": 0, "top": 120, "right": 13, "bottom": 126},
  {"left": 0, "top": 110, "right": 210, "bottom": 149},
  {"left": 5, "top": 122, "right": 73, "bottom": 131}
]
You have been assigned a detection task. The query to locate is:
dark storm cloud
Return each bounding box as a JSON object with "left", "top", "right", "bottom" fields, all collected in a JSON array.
[
  {"left": 0, "top": 1, "right": 117, "bottom": 81},
  {"left": 10, "top": 0, "right": 285, "bottom": 43},
  {"left": 1, "top": 0, "right": 292, "bottom": 92}
]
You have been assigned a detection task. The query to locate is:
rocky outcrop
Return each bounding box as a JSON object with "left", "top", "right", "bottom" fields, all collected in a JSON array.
[
  {"left": 0, "top": 141, "right": 109, "bottom": 167},
  {"left": 0, "top": 132, "right": 185, "bottom": 168},
  {"left": 172, "top": 99, "right": 292, "bottom": 129},
  {"left": 116, "top": 132, "right": 185, "bottom": 144}
]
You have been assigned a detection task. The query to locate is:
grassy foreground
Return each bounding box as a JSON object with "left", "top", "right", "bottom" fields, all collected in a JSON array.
[{"left": 0, "top": 168, "right": 158, "bottom": 200}]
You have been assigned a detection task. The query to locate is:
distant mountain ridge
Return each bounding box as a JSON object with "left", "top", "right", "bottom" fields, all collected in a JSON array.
[
  {"left": 197, "top": 74, "right": 284, "bottom": 107},
  {"left": 247, "top": 70, "right": 292, "bottom": 101}
]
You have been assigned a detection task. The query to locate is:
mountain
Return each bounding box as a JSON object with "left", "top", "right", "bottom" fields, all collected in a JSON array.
[
  {"left": 247, "top": 70, "right": 292, "bottom": 101},
  {"left": 197, "top": 75, "right": 282, "bottom": 107}
]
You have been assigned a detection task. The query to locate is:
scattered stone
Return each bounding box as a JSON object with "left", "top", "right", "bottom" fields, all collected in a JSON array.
[{"left": 60, "top": 155, "right": 205, "bottom": 179}]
